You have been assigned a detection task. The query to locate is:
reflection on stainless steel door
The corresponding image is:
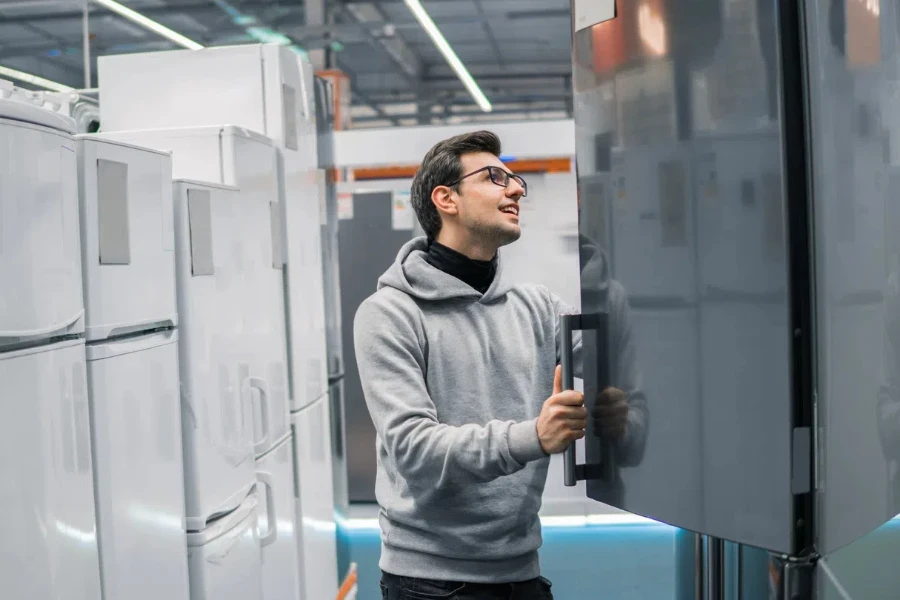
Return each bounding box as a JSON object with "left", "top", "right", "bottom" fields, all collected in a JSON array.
[
  {"left": 805, "top": 0, "right": 899, "bottom": 557},
  {"left": 573, "top": 0, "right": 795, "bottom": 552}
]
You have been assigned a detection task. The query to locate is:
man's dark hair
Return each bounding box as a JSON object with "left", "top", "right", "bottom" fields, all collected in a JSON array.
[{"left": 410, "top": 130, "right": 502, "bottom": 238}]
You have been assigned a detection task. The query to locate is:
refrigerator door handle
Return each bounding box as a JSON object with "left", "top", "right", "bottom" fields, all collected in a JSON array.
[
  {"left": 560, "top": 313, "right": 615, "bottom": 487},
  {"left": 0, "top": 308, "right": 83, "bottom": 339},
  {"left": 255, "top": 471, "right": 279, "bottom": 548},
  {"left": 248, "top": 377, "right": 272, "bottom": 455}
]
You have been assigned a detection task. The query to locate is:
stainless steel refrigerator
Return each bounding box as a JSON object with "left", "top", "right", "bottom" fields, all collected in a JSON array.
[{"left": 569, "top": 0, "right": 900, "bottom": 596}]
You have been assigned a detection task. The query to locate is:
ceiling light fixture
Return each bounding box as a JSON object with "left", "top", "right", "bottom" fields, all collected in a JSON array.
[
  {"left": 91, "top": 0, "right": 204, "bottom": 50},
  {"left": 0, "top": 65, "right": 74, "bottom": 92},
  {"left": 402, "top": 0, "right": 492, "bottom": 112}
]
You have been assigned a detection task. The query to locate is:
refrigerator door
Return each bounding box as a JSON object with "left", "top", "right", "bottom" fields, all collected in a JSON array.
[
  {"left": 255, "top": 434, "right": 302, "bottom": 600},
  {"left": 328, "top": 379, "right": 349, "bottom": 514},
  {"left": 186, "top": 492, "right": 264, "bottom": 600},
  {"left": 84, "top": 329, "right": 189, "bottom": 600},
  {"left": 218, "top": 131, "right": 291, "bottom": 454},
  {"left": 76, "top": 136, "right": 177, "bottom": 341},
  {"left": 803, "top": 0, "right": 900, "bottom": 555},
  {"left": 282, "top": 150, "right": 329, "bottom": 412},
  {"left": 320, "top": 168, "right": 345, "bottom": 379},
  {"left": 105, "top": 129, "right": 292, "bottom": 457},
  {"left": 571, "top": 0, "right": 797, "bottom": 552},
  {"left": 280, "top": 57, "right": 329, "bottom": 411},
  {"left": 173, "top": 179, "right": 258, "bottom": 530},
  {"left": 291, "top": 394, "right": 338, "bottom": 600},
  {"left": 0, "top": 339, "right": 101, "bottom": 600},
  {"left": 0, "top": 101, "right": 84, "bottom": 346}
]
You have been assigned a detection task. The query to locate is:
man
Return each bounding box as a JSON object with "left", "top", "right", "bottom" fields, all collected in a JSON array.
[{"left": 354, "top": 131, "right": 646, "bottom": 599}]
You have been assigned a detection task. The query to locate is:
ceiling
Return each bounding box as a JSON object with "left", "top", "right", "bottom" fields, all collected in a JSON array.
[{"left": 0, "top": 0, "right": 574, "bottom": 128}]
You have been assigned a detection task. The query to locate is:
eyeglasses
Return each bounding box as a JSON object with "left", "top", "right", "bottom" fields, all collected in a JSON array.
[{"left": 446, "top": 166, "right": 528, "bottom": 197}]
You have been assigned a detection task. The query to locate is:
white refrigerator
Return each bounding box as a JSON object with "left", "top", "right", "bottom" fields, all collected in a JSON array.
[
  {"left": 74, "top": 135, "right": 190, "bottom": 600},
  {"left": 99, "top": 43, "right": 330, "bottom": 410},
  {"left": 105, "top": 119, "right": 326, "bottom": 600},
  {"left": 99, "top": 46, "right": 338, "bottom": 595},
  {"left": 0, "top": 95, "right": 101, "bottom": 599},
  {"left": 171, "top": 173, "right": 295, "bottom": 599}
]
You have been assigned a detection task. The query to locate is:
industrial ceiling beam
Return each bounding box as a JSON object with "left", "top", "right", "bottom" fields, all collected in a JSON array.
[
  {"left": 337, "top": 58, "right": 402, "bottom": 126},
  {"left": 0, "top": 36, "right": 161, "bottom": 59},
  {"left": 337, "top": 2, "right": 421, "bottom": 82}
]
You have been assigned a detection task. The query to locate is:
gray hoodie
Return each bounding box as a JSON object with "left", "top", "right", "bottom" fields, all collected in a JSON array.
[{"left": 353, "top": 236, "right": 645, "bottom": 583}]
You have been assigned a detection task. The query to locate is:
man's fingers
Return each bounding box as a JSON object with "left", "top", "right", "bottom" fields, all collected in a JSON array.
[
  {"left": 553, "top": 391, "right": 584, "bottom": 406},
  {"left": 553, "top": 365, "right": 562, "bottom": 395}
]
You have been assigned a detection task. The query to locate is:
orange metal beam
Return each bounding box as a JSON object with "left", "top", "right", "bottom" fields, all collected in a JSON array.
[{"left": 352, "top": 157, "right": 572, "bottom": 181}]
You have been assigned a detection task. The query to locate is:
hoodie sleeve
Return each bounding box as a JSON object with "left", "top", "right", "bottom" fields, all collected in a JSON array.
[{"left": 353, "top": 293, "right": 546, "bottom": 490}]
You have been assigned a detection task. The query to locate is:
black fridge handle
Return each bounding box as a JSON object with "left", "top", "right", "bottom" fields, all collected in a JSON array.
[{"left": 560, "top": 313, "right": 615, "bottom": 487}]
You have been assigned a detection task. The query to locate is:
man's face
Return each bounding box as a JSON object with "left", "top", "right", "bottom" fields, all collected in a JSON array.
[{"left": 451, "top": 152, "right": 526, "bottom": 248}]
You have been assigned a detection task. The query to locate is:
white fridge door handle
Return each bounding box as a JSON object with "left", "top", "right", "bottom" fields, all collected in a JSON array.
[
  {"left": 255, "top": 471, "right": 278, "bottom": 548},
  {"left": 248, "top": 376, "right": 272, "bottom": 454}
]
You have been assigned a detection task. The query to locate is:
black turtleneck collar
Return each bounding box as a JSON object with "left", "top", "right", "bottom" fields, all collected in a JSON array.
[{"left": 424, "top": 239, "right": 497, "bottom": 294}]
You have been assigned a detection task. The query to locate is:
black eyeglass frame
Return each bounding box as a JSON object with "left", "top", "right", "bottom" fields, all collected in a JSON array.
[{"left": 445, "top": 166, "right": 528, "bottom": 197}]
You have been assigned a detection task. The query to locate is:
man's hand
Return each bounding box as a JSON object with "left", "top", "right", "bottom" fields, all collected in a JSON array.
[
  {"left": 537, "top": 366, "right": 587, "bottom": 455},
  {"left": 592, "top": 387, "right": 629, "bottom": 441}
]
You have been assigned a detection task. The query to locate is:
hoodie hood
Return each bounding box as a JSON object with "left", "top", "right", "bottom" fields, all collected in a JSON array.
[{"left": 378, "top": 237, "right": 515, "bottom": 303}]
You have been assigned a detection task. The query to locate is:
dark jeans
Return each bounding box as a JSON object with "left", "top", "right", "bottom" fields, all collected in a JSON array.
[{"left": 380, "top": 571, "right": 554, "bottom": 600}]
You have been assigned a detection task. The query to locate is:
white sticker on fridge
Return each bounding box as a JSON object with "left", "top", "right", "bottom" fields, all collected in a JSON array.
[
  {"left": 573, "top": 0, "right": 616, "bottom": 33},
  {"left": 391, "top": 190, "right": 415, "bottom": 230},
  {"left": 337, "top": 192, "right": 354, "bottom": 220}
]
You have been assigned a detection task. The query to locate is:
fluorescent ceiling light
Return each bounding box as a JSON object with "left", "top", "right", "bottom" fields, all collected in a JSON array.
[
  {"left": 91, "top": 0, "right": 204, "bottom": 50},
  {"left": 0, "top": 65, "right": 74, "bottom": 92},
  {"left": 402, "top": 0, "right": 492, "bottom": 112}
]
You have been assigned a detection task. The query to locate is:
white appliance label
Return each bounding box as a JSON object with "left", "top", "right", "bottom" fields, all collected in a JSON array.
[
  {"left": 337, "top": 192, "right": 354, "bottom": 220},
  {"left": 391, "top": 190, "right": 415, "bottom": 230},
  {"left": 573, "top": 0, "right": 616, "bottom": 33}
]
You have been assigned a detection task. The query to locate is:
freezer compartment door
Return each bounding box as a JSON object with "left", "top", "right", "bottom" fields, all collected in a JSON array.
[
  {"left": 0, "top": 119, "right": 84, "bottom": 344},
  {"left": 291, "top": 394, "right": 338, "bottom": 600},
  {"left": 186, "top": 493, "right": 264, "bottom": 600},
  {"left": 0, "top": 339, "right": 101, "bottom": 600},
  {"left": 256, "top": 435, "right": 302, "bottom": 600},
  {"left": 85, "top": 330, "right": 189, "bottom": 600},
  {"left": 76, "top": 137, "right": 177, "bottom": 341}
]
